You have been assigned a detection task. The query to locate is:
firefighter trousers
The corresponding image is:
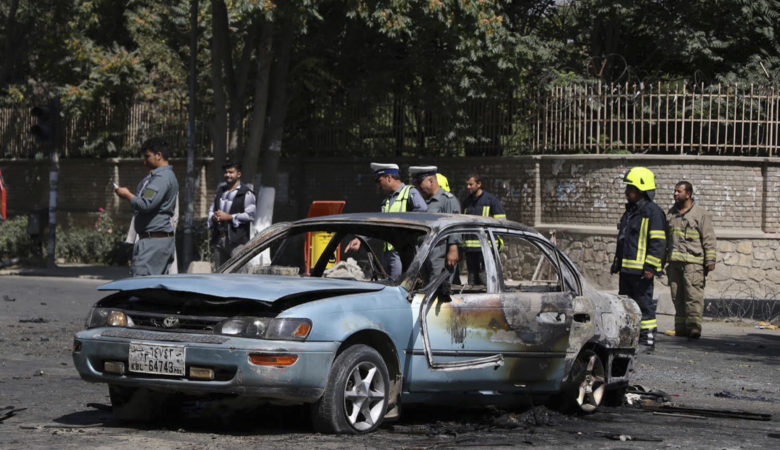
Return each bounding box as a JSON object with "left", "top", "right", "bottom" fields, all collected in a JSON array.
[
  {"left": 619, "top": 273, "right": 657, "bottom": 345},
  {"left": 667, "top": 261, "right": 705, "bottom": 336}
]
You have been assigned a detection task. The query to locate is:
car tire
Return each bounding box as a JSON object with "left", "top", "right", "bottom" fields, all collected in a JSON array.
[
  {"left": 311, "top": 344, "right": 390, "bottom": 434},
  {"left": 108, "top": 385, "right": 162, "bottom": 422},
  {"left": 555, "top": 349, "right": 606, "bottom": 414}
]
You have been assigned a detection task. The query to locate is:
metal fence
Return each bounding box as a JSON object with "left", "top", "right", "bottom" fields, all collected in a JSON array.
[
  {"left": 284, "top": 97, "right": 532, "bottom": 157},
  {"left": 0, "top": 100, "right": 212, "bottom": 159},
  {"left": 534, "top": 82, "right": 780, "bottom": 155},
  {"left": 2, "top": 82, "right": 780, "bottom": 159}
]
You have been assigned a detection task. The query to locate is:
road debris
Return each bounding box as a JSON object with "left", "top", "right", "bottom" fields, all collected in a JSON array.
[
  {"left": 714, "top": 390, "right": 780, "bottom": 404},
  {"left": 19, "top": 318, "right": 49, "bottom": 324},
  {"left": 642, "top": 404, "right": 771, "bottom": 421},
  {"left": 0, "top": 406, "right": 27, "bottom": 423},
  {"left": 599, "top": 432, "right": 663, "bottom": 442}
]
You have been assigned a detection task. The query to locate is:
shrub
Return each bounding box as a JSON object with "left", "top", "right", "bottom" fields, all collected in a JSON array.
[
  {"left": 56, "top": 208, "right": 131, "bottom": 265},
  {"left": 0, "top": 216, "right": 40, "bottom": 261}
]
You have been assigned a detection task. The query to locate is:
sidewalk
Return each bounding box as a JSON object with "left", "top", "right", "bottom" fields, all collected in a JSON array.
[{"left": 0, "top": 263, "right": 131, "bottom": 280}]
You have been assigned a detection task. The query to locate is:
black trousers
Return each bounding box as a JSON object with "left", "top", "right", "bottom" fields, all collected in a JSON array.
[{"left": 619, "top": 272, "right": 658, "bottom": 341}]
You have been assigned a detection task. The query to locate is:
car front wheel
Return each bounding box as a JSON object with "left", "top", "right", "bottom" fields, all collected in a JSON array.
[
  {"left": 311, "top": 344, "right": 390, "bottom": 434},
  {"left": 108, "top": 385, "right": 162, "bottom": 422}
]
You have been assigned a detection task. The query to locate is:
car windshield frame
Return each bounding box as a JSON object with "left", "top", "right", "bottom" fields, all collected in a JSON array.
[{"left": 220, "top": 219, "right": 432, "bottom": 286}]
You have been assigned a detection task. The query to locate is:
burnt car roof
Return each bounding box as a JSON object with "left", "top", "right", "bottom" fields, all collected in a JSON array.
[{"left": 294, "top": 212, "right": 538, "bottom": 233}]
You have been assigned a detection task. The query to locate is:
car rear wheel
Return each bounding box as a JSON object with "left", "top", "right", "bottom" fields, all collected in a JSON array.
[
  {"left": 311, "top": 344, "right": 389, "bottom": 434},
  {"left": 567, "top": 350, "right": 606, "bottom": 413}
]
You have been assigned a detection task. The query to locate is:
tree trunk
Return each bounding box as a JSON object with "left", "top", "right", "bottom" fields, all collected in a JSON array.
[
  {"left": 210, "top": 0, "right": 228, "bottom": 185},
  {"left": 181, "top": 0, "right": 199, "bottom": 271},
  {"left": 241, "top": 21, "right": 274, "bottom": 185},
  {"left": 253, "top": 18, "right": 294, "bottom": 236}
]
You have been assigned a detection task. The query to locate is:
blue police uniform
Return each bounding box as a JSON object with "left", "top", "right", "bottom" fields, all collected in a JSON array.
[
  {"left": 371, "top": 163, "right": 426, "bottom": 277},
  {"left": 130, "top": 165, "right": 178, "bottom": 276}
]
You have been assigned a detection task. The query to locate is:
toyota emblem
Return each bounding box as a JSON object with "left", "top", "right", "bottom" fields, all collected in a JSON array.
[{"left": 162, "top": 317, "right": 180, "bottom": 328}]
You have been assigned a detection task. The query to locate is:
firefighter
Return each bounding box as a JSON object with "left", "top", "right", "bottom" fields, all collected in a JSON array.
[
  {"left": 611, "top": 167, "right": 667, "bottom": 349},
  {"left": 665, "top": 181, "right": 716, "bottom": 339},
  {"left": 461, "top": 173, "right": 506, "bottom": 285}
]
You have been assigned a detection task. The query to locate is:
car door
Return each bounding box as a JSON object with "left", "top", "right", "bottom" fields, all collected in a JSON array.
[
  {"left": 404, "top": 227, "right": 575, "bottom": 394},
  {"left": 405, "top": 227, "right": 502, "bottom": 392},
  {"left": 487, "top": 229, "right": 576, "bottom": 392}
]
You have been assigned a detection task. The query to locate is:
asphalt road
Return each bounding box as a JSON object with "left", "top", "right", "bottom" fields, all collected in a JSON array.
[{"left": 0, "top": 275, "right": 778, "bottom": 449}]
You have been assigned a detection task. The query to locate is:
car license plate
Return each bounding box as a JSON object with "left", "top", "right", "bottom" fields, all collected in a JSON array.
[{"left": 128, "top": 343, "right": 186, "bottom": 376}]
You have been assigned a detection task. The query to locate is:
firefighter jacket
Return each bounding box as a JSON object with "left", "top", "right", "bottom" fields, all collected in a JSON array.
[
  {"left": 666, "top": 203, "right": 716, "bottom": 266},
  {"left": 615, "top": 198, "right": 667, "bottom": 275},
  {"left": 462, "top": 191, "right": 506, "bottom": 251}
]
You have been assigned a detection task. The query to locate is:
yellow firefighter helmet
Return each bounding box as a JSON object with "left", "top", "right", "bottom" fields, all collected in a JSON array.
[
  {"left": 436, "top": 173, "right": 450, "bottom": 192},
  {"left": 623, "top": 167, "right": 656, "bottom": 191}
]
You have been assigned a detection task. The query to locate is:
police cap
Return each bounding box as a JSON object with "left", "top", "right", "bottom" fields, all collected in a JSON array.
[
  {"left": 370, "top": 162, "right": 400, "bottom": 180},
  {"left": 408, "top": 165, "right": 437, "bottom": 184}
]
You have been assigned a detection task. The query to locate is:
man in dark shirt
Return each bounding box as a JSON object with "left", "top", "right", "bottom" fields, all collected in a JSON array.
[
  {"left": 461, "top": 173, "right": 506, "bottom": 285},
  {"left": 208, "top": 162, "right": 256, "bottom": 267}
]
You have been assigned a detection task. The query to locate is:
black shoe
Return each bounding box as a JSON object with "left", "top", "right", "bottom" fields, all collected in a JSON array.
[
  {"left": 688, "top": 330, "right": 701, "bottom": 339},
  {"left": 638, "top": 342, "right": 655, "bottom": 353}
]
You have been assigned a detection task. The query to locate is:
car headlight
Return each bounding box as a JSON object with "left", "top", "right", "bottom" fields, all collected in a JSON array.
[
  {"left": 214, "top": 317, "right": 270, "bottom": 338},
  {"left": 85, "top": 308, "right": 135, "bottom": 329},
  {"left": 214, "top": 317, "right": 311, "bottom": 340}
]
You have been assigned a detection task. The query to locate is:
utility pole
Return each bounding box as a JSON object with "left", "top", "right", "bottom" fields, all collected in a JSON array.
[{"left": 31, "top": 99, "right": 60, "bottom": 268}]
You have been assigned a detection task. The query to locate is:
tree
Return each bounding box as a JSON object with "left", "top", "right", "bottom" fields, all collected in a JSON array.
[{"left": 551, "top": 0, "right": 780, "bottom": 85}]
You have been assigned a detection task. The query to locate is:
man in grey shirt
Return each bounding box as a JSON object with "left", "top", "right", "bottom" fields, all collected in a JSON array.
[
  {"left": 410, "top": 165, "right": 461, "bottom": 278},
  {"left": 114, "top": 137, "right": 179, "bottom": 276}
]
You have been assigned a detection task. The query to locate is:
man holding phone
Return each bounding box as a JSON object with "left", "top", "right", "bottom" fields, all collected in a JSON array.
[{"left": 114, "top": 137, "right": 179, "bottom": 276}]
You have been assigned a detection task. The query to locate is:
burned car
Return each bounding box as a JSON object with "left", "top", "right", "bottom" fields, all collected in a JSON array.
[{"left": 72, "top": 213, "right": 641, "bottom": 433}]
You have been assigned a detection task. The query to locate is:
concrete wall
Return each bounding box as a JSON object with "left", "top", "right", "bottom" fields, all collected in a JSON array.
[{"left": 3, "top": 155, "right": 780, "bottom": 308}]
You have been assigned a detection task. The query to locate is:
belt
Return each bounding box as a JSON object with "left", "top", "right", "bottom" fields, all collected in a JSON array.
[{"left": 139, "top": 232, "right": 174, "bottom": 239}]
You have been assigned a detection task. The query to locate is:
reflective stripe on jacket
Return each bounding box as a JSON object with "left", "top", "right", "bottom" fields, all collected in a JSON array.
[
  {"left": 462, "top": 191, "right": 506, "bottom": 248},
  {"left": 616, "top": 198, "right": 667, "bottom": 274},
  {"left": 666, "top": 203, "right": 716, "bottom": 265}
]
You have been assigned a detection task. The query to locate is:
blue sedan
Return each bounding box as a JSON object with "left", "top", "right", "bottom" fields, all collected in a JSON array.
[{"left": 72, "top": 213, "right": 641, "bottom": 433}]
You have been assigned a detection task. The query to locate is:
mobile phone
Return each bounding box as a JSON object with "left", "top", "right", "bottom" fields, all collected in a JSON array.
[{"left": 112, "top": 182, "right": 119, "bottom": 189}]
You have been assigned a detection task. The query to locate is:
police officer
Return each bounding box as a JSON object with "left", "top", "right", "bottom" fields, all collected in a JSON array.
[
  {"left": 208, "top": 161, "right": 256, "bottom": 267},
  {"left": 410, "top": 165, "right": 460, "bottom": 276},
  {"left": 114, "top": 137, "right": 179, "bottom": 276},
  {"left": 461, "top": 173, "right": 506, "bottom": 285},
  {"left": 666, "top": 181, "right": 716, "bottom": 339},
  {"left": 611, "top": 167, "right": 667, "bottom": 349},
  {"left": 345, "top": 162, "right": 426, "bottom": 278}
]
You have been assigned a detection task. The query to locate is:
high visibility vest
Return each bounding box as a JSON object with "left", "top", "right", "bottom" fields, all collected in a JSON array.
[
  {"left": 382, "top": 185, "right": 411, "bottom": 251},
  {"left": 382, "top": 185, "right": 411, "bottom": 213}
]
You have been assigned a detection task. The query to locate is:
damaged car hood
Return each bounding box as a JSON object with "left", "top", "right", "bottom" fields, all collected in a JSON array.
[{"left": 99, "top": 274, "right": 386, "bottom": 303}]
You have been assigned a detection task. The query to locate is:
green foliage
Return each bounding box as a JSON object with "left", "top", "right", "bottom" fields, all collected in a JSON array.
[
  {"left": 56, "top": 208, "right": 130, "bottom": 265},
  {"left": 4, "top": 0, "right": 780, "bottom": 161},
  {"left": 183, "top": 217, "right": 212, "bottom": 263},
  {"left": 0, "top": 216, "right": 39, "bottom": 261},
  {"left": 549, "top": 0, "right": 780, "bottom": 85}
]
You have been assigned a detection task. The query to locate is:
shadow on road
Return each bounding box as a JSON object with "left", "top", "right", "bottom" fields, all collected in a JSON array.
[{"left": 657, "top": 332, "right": 780, "bottom": 366}]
